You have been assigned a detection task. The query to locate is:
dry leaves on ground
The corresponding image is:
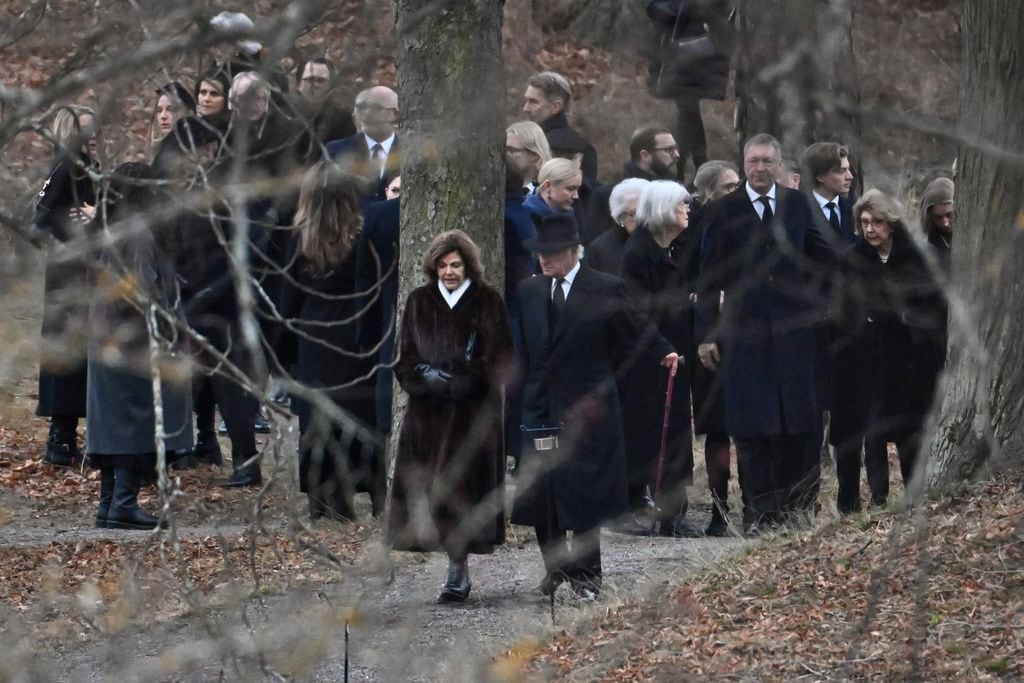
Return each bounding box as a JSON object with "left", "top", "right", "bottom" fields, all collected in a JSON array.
[{"left": 506, "top": 477, "right": 1024, "bottom": 681}]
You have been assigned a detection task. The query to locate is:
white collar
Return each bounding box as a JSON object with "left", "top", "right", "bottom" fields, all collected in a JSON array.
[
  {"left": 746, "top": 181, "right": 777, "bottom": 204},
  {"left": 438, "top": 278, "right": 471, "bottom": 309},
  {"left": 813, "top": 190, "right": 839, "bottom": 212},
  {"left": 365, "top": 132, "right": 396, "bottom": 155},
  {"left": 551, "top": 260, "right": 581, "bottom": 295}
]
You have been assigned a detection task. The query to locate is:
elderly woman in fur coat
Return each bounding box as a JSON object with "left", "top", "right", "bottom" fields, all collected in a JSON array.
[{"left": 387, "top": 230, "right": 515, "bottom": 604}]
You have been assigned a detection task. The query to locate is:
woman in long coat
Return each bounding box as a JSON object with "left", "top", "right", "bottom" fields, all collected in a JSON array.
[
  {"left": 33, "top": 106, "right": 101, "bottom": 468},
  {"left": 278, "top": 163, "right": 380, "bottom": 520},
  {"left": 829, "top": 189, "right": 945, "bottom": 512},
  {"left": 86, "top": 163, "right": 193, "bottom": 529},
  {"left": 620, "top": 180, "right": 699, "bottom": 537},
  {"left": 387, "top": 230, "right": 514, "bottom": 604}
]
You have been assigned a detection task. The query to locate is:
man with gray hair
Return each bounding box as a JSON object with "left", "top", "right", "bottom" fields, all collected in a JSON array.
[
  {"left": 325, "top": 85, "right": 401, "bottom": 203},
  {"left": 523, "top": 71, "right": 598, "bottom": 181}
]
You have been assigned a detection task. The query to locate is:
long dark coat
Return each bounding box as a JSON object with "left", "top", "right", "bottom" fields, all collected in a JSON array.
[
  {"left": 512, "top": 267, "right": 673, "bottom": 532},
  {"left": 85, "top": 219, "right": 193, "bottom": 464},
  {"left": 278, "top": 238, "right": 380, "bottom": 501},
  {"left": 695, "top": 185, "right": 833, "bottom": 438},
  {"left": 645, "top": 0, "right": 735, "bottom": 101},
  {"left": 619, "top": 226, "right": 695, "bottom": 495},
  {"left": 829, "top": 234, "right": 945, "bottom": 445},
  {"left": 387, "top": 281, "right": 514, "bottom": 556},
  {"left": 33, "top": 152, "right": 97, "bottom": 418}
]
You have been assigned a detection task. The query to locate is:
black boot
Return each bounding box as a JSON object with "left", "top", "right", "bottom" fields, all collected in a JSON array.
[
  {"left": 705, "top": 498, "right": 730, "bottom": 537},
  {"left": 107, "top": 468, "right": 163, "bottom": 530},
  {"left": 224, "top": 454, "right": 262, "bottom": 488},
  {"left": 194, "top": 430, "right": 223, "bottom": 466},
  {"left": 44, "top": 417, "right": 82, "bottom": 468},
  {"left": 95, "top": 467, "right": 115, "bottom": 528},
  {"left": 437, "top": 559, "right": 471, "bottom": 603}
]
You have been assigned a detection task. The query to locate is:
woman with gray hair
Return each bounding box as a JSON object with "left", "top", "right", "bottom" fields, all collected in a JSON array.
[
  {"left": 585, "top": 177, "right": 650, "bottom": 275},
  {"left": 829, "top": 189, "right": 944, "bottom": 513},
  {"left": 618, "top": 180, "right": 701, "bottom": 537}
]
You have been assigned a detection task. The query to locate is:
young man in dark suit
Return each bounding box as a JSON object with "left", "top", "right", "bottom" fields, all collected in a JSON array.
[
  {"left": 325, "top": 86, "right": 401, "bottom": 203},
  {"left": 512, "top": 215, "right": 679, "bottom": 600},
  {"left": 695, "top": 133, "right": 833, "bottom": 536},
  {"left": 801, "top": 142, "right": 857, "bottom": 245}
]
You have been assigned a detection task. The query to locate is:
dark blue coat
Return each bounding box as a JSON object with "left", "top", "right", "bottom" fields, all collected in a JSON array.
[
  {"left": 324, "top": 134, "right": 401, "bottom": 205},
  {"left": 695, "top": 184, "right": 833, "bottom": 438}
]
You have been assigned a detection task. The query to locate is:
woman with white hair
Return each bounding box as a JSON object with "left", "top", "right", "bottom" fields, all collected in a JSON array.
[
  {"left": 618, "top": 180, "right": 702, "bottom": 537},
  {"left": 585, "top": 177, "right": 650, "bottom": 276}
]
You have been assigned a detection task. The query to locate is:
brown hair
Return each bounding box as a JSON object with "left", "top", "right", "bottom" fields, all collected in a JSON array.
[
  {"left": 294, "top": 162, "right": 363, "bottom": 277},
  {"left": 801, "top": 142, "right": 850, "bottom": 186},
  {"left": 918, "top": 177, "right": 954, "bottom": 236},
  {"left": 421, "top": 230, "right": 484, "bottom": 283}
]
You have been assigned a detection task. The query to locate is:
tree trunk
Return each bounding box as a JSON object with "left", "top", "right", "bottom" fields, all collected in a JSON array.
[
  {"left": 736, "top": 0, "right": 862, "bottom": 179},
  {"left": 924, "top": 0, "right": 1024, "bottom": 489},
  {"left": 387, "top": 0, "right": 507, "bottom": 470}
]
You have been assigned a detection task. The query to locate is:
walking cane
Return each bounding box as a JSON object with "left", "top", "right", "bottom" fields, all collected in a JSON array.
[{"left": 650, "top": 363, "right": 677, "bottom": 534}]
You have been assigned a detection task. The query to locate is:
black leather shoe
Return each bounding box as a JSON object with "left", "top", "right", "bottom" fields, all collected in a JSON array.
[
  {"left": 705, "top": 516, "right": 730, "bottom": 537},
  {"left": 537, "top": 570, "right": 568, "bottom": 597},
  {"left": 107, "top": 506, "right": 165, "bottom": 530},
  {"left": 658, "top": 515, "right": 702, "bottom": 538},
  {"left": 169, "top": 451, "right": 199, "bottom": 470},
  {"left": 437, "top": 562, "right": 471, "bottom": 603},
  {"left": 223, "top": 465, "right": 262, "bottom": 488},
  {"left": 194, "top": 431, "right": 223, "bottom": 466}
]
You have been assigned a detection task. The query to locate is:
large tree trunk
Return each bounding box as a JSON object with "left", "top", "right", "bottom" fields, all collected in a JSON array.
[
  {"left": 736, "top": 0, "right": 862, "bottom": 181},
  {"left": 924, "top": 0, "right": 1024, "bottom": 488},
  {"left": 387, "top": 0, "right": 507, "bottom": 468}
]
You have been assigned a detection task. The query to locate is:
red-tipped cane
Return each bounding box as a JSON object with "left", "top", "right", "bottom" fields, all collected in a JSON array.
[{"left": 650, "top": 363, "right": 677, "bottom": 533}]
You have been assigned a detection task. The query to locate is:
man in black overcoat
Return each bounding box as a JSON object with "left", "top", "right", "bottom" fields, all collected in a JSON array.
[
  {"left": 512, "top": 215, "right": 678, "bottom": 599},
  {"left": 695, "top": 133, "right": 833, "bottom": 536}
]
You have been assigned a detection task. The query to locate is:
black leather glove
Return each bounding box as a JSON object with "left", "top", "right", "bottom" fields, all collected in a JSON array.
[{"left": 415, "top": 363, "right": 453, "bottom": 397}]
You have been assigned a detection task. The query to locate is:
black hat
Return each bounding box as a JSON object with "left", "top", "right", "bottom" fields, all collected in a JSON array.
[
  {"left": 155, "top": 82, "right": 196, "bottom": 113},
  {"left": 523, "top": 214, "right": 581, "bottom": 254}
]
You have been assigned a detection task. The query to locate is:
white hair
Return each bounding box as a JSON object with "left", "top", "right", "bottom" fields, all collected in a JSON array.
[
  {"left": 608, "top": 178, "right": 650, "bottom": 221},
  {"left": 228, "top": 71, "right": 269, "bottom": 110},
  {"left": 636, "top": 180, "right": 690, "bottom": 230}
]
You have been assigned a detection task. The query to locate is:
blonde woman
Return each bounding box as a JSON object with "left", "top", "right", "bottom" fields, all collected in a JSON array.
[{"left": 506, "top": 120, "right": 551, "bottom": 189}]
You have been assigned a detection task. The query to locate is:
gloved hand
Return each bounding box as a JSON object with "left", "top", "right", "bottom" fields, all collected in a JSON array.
[{"left": 415, "top": 363, "right": 453, "bottom": 397}]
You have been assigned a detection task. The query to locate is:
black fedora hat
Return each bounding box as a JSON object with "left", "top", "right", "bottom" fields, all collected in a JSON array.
[{"left": 523, "top": 214, "right": 581, "bottom": 254}]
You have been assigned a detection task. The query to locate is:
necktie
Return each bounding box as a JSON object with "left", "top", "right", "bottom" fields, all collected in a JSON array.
[
  {"left": 759, "top": 196, "right": 773, "bottom": 222},
  {"left": 370, "top": 143, "right": 384, "bottom": 178},
  {"left": 549, "top": 278, "right": 566, "bottom": 329},
  {"left": 826, "top": 201, "right": 841, "bottom": 234}
]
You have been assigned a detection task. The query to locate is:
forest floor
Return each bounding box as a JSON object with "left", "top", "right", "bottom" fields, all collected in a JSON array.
[{"left": 2, "top": 269, "right": 1021, "bottom": 681}]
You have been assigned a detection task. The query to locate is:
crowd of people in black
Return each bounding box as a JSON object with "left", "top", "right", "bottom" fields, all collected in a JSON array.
[{"left": 29, "top": 8, "right": 954, "bottom": 604}]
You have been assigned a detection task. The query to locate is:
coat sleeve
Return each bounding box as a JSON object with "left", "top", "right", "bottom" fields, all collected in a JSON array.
[
  {"left": 354, "top": 215, "right": 383, "bottom": 352},
  {"left": 694, "top": 204, "right": 730, "bottom": 344},
  {"left": 606, "top": 278, "right": 675, "bottom": 375},
  {"left": 393, "top": 291, "right": 432, "bottom": 399}
]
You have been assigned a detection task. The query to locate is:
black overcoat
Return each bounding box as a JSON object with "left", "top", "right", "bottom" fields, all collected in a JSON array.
[
  {"left": 511, "top": 267, "right": 673, "bottom": 531},
  {"left": 278, "top": 238, "right": 379, "bottom": 497},
  {"left": 695, "top": 185, "right": 833, "bottom": 438},
  {"left": 33, "top": 152, "right": 97, "bottom": 418},
  {"left": 619, "top": 226, "right": 695, "bottom": 493},
  {"left": 829, "top": 234, "right": 945, "bottom": 444},
  {"left": 387, "top": 281, "right": 514, "bottom": 556}
]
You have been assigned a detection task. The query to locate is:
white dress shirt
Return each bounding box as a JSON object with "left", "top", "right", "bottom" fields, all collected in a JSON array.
[
  {"left": 551, "top": 260, "right": 581, "bottom": 301},
  {"left": 746, "top": 181, "right": 777, "bottom": 219},
  {"left": 365, "top": 132, "right": 396, "bottom": 178}
]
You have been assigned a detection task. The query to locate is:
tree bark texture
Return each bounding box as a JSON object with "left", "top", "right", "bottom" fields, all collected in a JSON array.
[
  {"left": 388, "top": 0, "right": 507, "bottom": 468},
  {"left": 735, "top": 0, "right": 862, "bottom": 174},
  {"left": 925, "top": 0, "right": 1024, "bottom": 488}
]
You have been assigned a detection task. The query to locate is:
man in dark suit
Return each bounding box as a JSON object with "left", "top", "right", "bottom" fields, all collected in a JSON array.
[
  {"left": 584, "top": 124, "right": 680, "bottom": 245},
  {"left": 325, "top": 86, "right": 400, "bottom": 204},
  {"left": 512, "top": 215, "right": 679, "bottom": 600},
  {"left": 354, "top": 197, "right": 400, "bottom": 433},
  {"left": 695, "top": 133, "right": 833, "bottom": 536},
  {"left": 801, "top": 142, "right": 856, "bottom": 245}
]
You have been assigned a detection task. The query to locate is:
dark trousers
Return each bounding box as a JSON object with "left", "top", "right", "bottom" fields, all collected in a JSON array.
[
  {"left": 704, "top": 434, "right": 731, "bottom": 511},
  {"left": 734, "top": 432, "right": 810, "bottom": 526},
  {"left": 836, "top": 412, "right": 924, "bottom": 511},
  {"left": 535, "top": 523, "right": 602, "bottom": 589},
  {"left": 674, "top": 98, "right": 708, "bottom": 181}
]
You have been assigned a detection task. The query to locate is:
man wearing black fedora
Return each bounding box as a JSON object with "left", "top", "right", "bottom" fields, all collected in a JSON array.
[{"left": 511, "top": 214, "right": 680, "bottom": 601}]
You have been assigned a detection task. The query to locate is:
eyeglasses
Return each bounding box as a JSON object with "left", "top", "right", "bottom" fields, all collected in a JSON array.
[
  {"left": 860, "top": 217, "right": 889, "bottom": 228},
  {"left": 653, "top": 145, "right": 679, "bottom": 154}
]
